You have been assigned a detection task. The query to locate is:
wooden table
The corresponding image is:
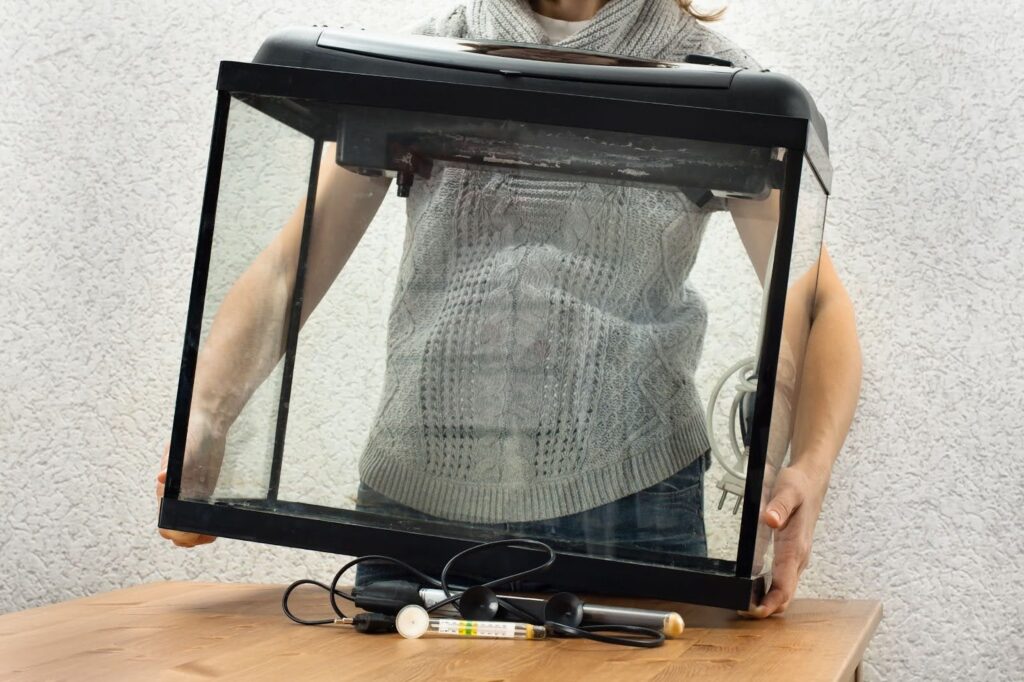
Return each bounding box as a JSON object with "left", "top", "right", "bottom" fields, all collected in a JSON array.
[{"left": 0, "top": 582, "right": 881, "bottom": 681}]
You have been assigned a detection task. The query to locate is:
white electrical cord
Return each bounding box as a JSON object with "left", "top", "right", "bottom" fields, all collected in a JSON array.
[{"left": 704, "top": 357, "right": 758, "bottom": 481}]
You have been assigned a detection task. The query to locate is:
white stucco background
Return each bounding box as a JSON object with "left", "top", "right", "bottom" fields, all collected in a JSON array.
[{"left": 1, "top": 1, "right": 1022, "bottom": 679}]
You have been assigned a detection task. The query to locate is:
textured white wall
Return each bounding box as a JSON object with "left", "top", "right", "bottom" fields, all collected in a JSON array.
[{"left": 1, "top": 1, "right": 1022, "bottom": 680}]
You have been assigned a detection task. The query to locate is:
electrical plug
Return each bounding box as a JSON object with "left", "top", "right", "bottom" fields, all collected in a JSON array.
[
  {"left": 336, "top": 612, "right": 398, "bottom": 634},
  {"left": 716, "top": 472, "right": 745, "bottom": 514}
]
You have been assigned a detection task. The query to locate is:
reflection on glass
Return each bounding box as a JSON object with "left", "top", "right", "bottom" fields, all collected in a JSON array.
[{"left": 178, "top": 96, "right": 825, "bottom": 579}]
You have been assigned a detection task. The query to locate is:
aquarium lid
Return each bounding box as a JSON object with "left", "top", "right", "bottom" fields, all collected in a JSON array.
[
  {"left": 244, "top": 26, "right": 831, "bottom": 189},
  {"left": 313, "top": 28, "right": 738, "bottom": 88}
]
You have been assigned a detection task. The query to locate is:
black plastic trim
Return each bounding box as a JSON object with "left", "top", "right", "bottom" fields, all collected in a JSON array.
[
  {"left": 165, "top": 91, "right": 231, "bottom": 499},
  {"left": 217, "top": 61, "right": 813, "bottom": 152},
  {"left": 734, "top": 150, "right": 805, "bottom": 577},
  {"left": 160, "top": 497, "right": 765, "bottom": 610}
]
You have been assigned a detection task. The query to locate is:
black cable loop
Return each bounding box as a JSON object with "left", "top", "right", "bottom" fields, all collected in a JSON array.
[
  {"left": 283, "top": 555, "right": 442, "bottom": 624},
  {"left": 438, "top": 539, "right": 556, "bottom": 622},
  {"left": 281, "top": 539, "right": 666, "bottom": 647},
  {"left": 281, "top": 579, "right": 342, "bottom": 625}
]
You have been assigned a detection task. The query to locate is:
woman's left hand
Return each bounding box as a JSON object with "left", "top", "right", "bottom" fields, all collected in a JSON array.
[{"left": 745, "top": 461, "right": 831, "bottom": 618}]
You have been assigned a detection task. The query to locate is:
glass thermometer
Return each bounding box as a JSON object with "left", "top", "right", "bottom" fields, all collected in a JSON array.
[{"left": 396, "top": 605, "right": 546, "bottom": 640}]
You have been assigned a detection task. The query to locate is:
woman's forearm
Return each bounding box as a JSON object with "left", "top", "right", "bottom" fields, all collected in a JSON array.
[
  {"left": 191, "top": 229, "right": 299, "bottom": 435},
  {"left": 190, "top": 158, "right": 391, "bottom": 435},
  {"left": 789, "top": 249, "right": 861, "bottom": 481}
]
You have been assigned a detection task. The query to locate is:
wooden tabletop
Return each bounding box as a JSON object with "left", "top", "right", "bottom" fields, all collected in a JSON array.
[{"left": 0, "top": 581, "right": 881, "bottom": 681}]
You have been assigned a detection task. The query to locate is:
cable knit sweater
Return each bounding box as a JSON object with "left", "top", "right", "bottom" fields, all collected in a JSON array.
[{"left": 359, "top": 0, "right": 759, "bottom": 523}]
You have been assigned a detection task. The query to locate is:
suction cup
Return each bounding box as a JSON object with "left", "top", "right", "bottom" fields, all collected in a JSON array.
[
  {"left": 458, "top": 585, "right": 500, "bottom": 621},
  {"left": 544, "top": 592, "right": 584, "bottom": 627}
]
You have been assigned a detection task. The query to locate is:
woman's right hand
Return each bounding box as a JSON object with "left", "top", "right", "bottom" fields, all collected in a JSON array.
[{"left": 156, "top": 412, "right": 226, "bottom": 547}]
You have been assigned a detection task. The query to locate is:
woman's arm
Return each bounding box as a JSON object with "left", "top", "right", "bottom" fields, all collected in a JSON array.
[{"left": 158, "top": 147, "right": 390, "bottom": 546}]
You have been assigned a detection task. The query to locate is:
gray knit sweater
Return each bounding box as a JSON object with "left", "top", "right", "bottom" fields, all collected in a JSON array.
[{"left": 359, "top": 0, "right": 759, "bottom": 523}]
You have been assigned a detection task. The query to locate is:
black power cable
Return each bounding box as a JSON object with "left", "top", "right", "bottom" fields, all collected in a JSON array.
[{"left": 282, "top": 539, "right": 665, "bottom": 648}]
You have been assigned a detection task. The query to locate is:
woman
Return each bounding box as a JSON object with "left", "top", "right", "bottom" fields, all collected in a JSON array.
[{"left": 158, "top": 0, "right": 861, "bottom": 618}]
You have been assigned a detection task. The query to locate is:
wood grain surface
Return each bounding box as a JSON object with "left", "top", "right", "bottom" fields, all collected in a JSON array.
[{"left": 0, "top": 582, "right": 881, "bottom": 681}]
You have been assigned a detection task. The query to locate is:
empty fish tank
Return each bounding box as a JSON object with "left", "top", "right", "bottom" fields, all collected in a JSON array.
[{"left": 160, "top": 27, "right": 831, "bottom": 610}]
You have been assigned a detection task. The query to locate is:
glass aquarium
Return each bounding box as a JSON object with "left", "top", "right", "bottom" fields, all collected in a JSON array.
[{"left": 161, "top": 27, "right": 831, "bottom": 610}]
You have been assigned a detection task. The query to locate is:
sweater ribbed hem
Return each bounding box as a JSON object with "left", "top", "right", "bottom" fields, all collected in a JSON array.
[{"left": 359, "top": 409, "right": 710, "bottom": 523}]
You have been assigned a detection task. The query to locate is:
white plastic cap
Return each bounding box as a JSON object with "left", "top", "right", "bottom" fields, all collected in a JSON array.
[{"left": 396, "top": 605, "right": 430, "bottom": 639}]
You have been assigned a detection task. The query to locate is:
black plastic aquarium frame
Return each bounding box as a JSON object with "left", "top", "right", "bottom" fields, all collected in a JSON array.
[{"left": 160, "top": 58, "right": 830, "bottom": 611}]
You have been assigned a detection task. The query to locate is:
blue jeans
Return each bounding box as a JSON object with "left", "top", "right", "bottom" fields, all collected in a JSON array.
[{"left": 354, "top": 455, "right": 707, "bottom": 587}]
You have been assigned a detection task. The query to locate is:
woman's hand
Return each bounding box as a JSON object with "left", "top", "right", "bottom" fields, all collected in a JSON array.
[
  {"left": 156, "top": 412, "right": 226, "bottom": 547},
  {"left": 746, "top": 461, "right": 831, "bottom": 618}
]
